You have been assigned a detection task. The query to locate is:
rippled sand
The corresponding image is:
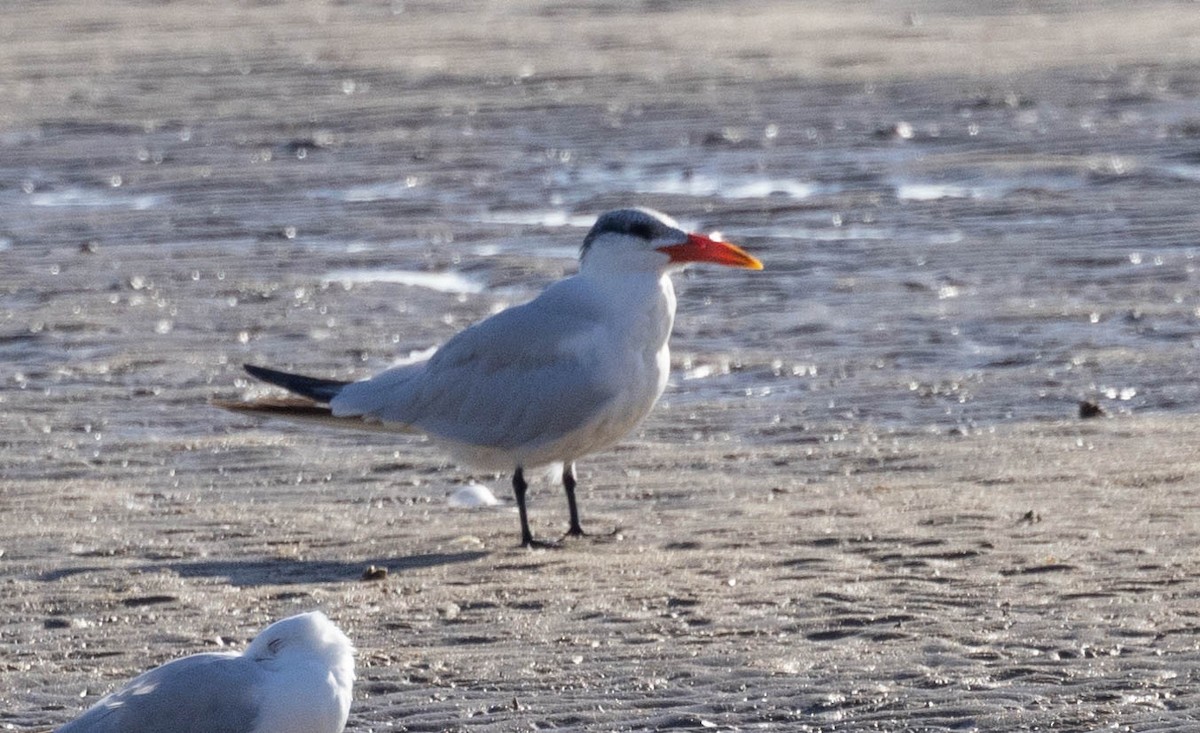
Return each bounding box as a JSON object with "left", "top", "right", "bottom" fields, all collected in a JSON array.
[{"left": 4, "top": 1, "right": 1200, "bottom": 730}]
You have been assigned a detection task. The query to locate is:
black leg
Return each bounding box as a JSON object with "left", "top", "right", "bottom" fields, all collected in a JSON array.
[
  {"left": 512, "top": 468, "right": 534, "bottom": 547},
  {"left": 512, "top": 468, "right": 557, "bottom": 549},
  {"left": 563, "top": 462, "right": 585, "bottom": 537}
]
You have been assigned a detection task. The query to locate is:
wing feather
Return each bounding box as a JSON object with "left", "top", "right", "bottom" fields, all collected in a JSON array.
[
  {"left": 56, "top": 654, "right": 259, "bottom": 733},
  {"left": 331, "top": 278, "right": 620, "bottom": 451}
]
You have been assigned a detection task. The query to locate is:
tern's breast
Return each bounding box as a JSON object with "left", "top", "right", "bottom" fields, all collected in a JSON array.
[
  {"left": 425, "top": 272, "right": 676, "bottom": 470},
  {"left": 524, "top": 273, "right": 675, "bottom": 465}
]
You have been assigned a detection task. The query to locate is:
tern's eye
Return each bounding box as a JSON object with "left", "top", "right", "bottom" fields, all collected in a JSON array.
[{"left": 627, "top": 220, "right": 656, "bottom": 240}]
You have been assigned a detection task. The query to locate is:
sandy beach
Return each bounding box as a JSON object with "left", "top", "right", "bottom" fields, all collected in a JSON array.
[{"left": 5, "top": 1, "right": 1200, "bottom": 730}]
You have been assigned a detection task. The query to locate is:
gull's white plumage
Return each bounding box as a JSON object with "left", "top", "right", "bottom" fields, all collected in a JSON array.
[
  {"left": 56, "top": 612, "right": 355, "bottom": 733},
  {"left": 220, "top": 208, "right": 761, "bottom": 546}
]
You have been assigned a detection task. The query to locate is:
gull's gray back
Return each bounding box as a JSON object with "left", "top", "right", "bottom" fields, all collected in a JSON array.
[{"left": 56, "top": 652, "right": 260, "bottom": 733}]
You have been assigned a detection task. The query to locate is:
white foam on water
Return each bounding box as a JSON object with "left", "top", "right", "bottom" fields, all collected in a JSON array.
[
  {"left": 25, "top": 187, "right": 162, "bottom": 210},
  {"left": 635, "top": 172, "right": 818, "bottom": 200},
  {"left": 391, "top": 345, "right": 438, "bottom": 366},
  {"left": 736, "top": 224, "right": 894, "bottom": 241},
  {"left": 310, "top": 179, "right": 420, "bottom": 202},
  {"left": 895, "top": 183, "right": 983, "bottom": 201},
  {"left": 321, "top": 269, "right": 483, "bottom": 294},
  {"left": 1158, "top": 164, "right": 1200, "bottom": 182},
  {"left": 480, "top": 210, "right": 595, "bottom": 228}
]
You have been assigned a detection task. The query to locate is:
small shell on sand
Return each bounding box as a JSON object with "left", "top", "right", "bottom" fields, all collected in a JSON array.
[{"left": 448, "top": 482, "right": 500, "bottom": 508}]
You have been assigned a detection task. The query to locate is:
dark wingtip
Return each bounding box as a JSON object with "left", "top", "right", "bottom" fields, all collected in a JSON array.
[
  {"left": 243, "top": 363, "right": 271, "bottom": 379},
  {"left": 239, "top": 363, "right": 351, "bottom": 403}
]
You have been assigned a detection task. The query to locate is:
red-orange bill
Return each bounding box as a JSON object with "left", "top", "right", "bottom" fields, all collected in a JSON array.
[{"left": 658, "top": 233, "right": 763, "bottom": 270}]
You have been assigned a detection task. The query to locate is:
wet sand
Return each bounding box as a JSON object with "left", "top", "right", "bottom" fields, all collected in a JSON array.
[
  {"left": 5, "top": 1, "right": 1200, "bottom": 730},
  {"left": 8, "top": 409, "right": 1200, "bottom": 730}
]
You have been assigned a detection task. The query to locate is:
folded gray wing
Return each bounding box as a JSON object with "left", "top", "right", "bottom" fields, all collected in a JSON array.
[
  {"left": 332, "top": 283, "right": 620, "bottom": 450},
  {"left": 56, "top": 653, "right": 260, "bottom": 733}
]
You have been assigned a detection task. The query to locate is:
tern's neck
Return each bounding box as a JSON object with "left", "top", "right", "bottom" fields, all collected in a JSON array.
[
  {"left": 579, "top": 267, "right": 676, "bottom": 346},
  {"left": 581, "top": 267, "right": 673, "bottom": 305}
]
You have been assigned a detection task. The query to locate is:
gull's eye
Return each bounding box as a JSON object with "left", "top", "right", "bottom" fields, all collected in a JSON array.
[{"left": 268, "top": 637, "right": 283, "bottom": 654}]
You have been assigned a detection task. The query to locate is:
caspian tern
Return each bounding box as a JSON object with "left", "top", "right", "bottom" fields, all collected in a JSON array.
[
  {"left": 217, "top": 208, "right": 762, "bottom": 547},
  {"left": 56, "top": 612, "right": 354, "bottom": 733}
]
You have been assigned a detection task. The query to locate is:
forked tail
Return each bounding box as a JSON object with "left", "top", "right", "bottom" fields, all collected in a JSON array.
[{"left": 213, "top": 364, "right": 414, "bottom": 433}]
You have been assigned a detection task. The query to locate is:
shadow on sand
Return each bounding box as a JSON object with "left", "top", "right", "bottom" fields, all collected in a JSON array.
[
  {"left": 159, "top": 551, "right": 490, "bottom": 586},
  {"left": 34, "top": 552, "right": 488, "bottom": 587}
]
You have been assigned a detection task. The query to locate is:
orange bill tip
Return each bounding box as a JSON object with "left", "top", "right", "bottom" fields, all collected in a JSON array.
[{"left": 658, "top": 233, "right": 763, "bottom": 270}]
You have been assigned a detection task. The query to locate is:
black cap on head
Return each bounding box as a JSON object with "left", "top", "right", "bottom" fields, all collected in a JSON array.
[{"left": 581, "top": 208, "right": 681, "bottom": 257}]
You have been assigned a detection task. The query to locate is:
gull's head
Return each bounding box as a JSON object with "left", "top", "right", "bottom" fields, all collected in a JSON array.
[
  {"left": 242, "top": 612, "right": 355, "bottom": 732},
  {"left": 580, "top": 207, "right": 762, "bottom": 275},
  {"left": 244, "top": 611, "right": 355, "bottom": 685}
]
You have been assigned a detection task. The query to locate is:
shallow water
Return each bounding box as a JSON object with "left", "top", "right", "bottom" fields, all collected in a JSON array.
[{"left": 7, "top": 63, "right": 1200, "bottom": 439}]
